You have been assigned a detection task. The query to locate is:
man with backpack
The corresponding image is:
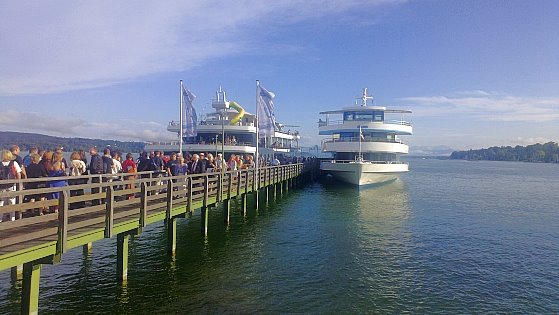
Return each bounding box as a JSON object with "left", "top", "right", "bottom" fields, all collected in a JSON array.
[{"left": 1, "top": 150, "right": 22, "bottom": 222}]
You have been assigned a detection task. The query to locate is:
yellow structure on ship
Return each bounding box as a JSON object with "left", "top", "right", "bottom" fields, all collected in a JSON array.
[{"left": 228, "top": 101, "right": 245, "bottom": 125}]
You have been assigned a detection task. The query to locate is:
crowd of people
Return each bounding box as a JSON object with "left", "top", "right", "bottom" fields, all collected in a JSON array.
[{"left": 1, "top": 144, "right": 307, "bottom": 222}]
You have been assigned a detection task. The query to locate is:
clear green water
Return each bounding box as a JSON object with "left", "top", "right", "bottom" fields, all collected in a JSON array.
[{"left": 1, "top": 159, "right": 558, "bottom": 313}]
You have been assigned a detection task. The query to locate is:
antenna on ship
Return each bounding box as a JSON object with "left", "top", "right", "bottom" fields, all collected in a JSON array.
[{"left": 358, "top": 88, "right": 374, "bottom": 107}]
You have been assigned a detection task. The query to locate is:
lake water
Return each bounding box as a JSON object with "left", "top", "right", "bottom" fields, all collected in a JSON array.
[{"left": 1, "top": 159, "right": 558, "bottom": 313}]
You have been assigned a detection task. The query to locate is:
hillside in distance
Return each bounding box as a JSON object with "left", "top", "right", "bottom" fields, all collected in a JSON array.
[
  {"left": 450, "top": 142, "right": 559, "bottom": 163},
  {"left": 0, "top": 131, "right": 145, "bottom": 153}
]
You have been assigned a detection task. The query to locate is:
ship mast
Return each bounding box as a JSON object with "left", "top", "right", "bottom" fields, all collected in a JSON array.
[{"left": 359, "top": 88, "right": 374, "bottom": 107}]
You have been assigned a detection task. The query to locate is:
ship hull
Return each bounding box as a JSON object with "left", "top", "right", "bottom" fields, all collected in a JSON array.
[{"left": 320, "top": 161, "right": 408, "bottom": 186}]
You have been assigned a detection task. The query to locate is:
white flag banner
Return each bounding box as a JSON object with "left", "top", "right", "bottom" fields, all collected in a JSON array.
[
  {"left": 257, "top": 84, "right": 276, "bottom": 138},
  {"left": 182, "top": 85, "right": 197, "bottom": 137}
]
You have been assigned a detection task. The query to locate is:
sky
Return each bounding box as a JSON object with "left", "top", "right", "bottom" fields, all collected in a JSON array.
[{"left": 1, "top": 0, "right": 558, "bottom": 151}]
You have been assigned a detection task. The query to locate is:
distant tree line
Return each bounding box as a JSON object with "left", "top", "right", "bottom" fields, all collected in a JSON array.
[
  {"left": 450, "top": 142, "right": 559, "bottom": 163},
  {"left": 0, "top": 131, "right": 145, "bottom": 153}
]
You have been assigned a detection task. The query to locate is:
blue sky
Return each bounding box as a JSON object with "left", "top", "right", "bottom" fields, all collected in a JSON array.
[{"left": 1, "top": 0, "right": 558, "bottom": 151}]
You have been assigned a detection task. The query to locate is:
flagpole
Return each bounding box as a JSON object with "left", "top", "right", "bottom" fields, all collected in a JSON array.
[
  {"left": 255, "top": 80, "right": 260, "bottom": 190},
  {"left": 179, "top": 80, "right": 184, "bottom": 156}
]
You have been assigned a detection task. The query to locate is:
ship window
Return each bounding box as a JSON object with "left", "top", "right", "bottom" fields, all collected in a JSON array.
[
  {"left": 354, "top": 112, "right": 373, "bottom": 120},
  {"left": 372, "top": 111, "right": 384, "bottom": 121},
  {"left": 344, "top": 112, "right": 354, "bottom": 121}
]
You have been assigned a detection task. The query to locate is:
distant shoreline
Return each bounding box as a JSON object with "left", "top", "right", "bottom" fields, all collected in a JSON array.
[
  {"left": 0, "top": 131, "right": 145, "bottom": 153},
  {"left": 449, "top": 142, "right": 559, "bottom": 163}
]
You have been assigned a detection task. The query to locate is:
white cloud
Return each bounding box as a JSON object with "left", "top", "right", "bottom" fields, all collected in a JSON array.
[
  {"left": 508, "top": 137, "right": 553, "bottom": 146},
  {"left": 402, "top": 91, "right": 559, "bottom": 122},
  {"left": 0, "top": 0, "right": 401, "bottom": 95},
  {"left": 0, "top": 109, "right": 174, "bottom": 141}
]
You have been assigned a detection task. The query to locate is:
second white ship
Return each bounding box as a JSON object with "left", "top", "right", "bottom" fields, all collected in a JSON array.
[{"left": 318, "top": 88, "right": 413, "bottom": 186}]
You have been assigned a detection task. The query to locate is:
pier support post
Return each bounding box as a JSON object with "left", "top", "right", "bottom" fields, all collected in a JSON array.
[
  {"left": 83, "top": 242, "right": 93, "bottom": 255},
  {"left": 11, "top": 264, "right": 23, "bottom": 282},
  {"left": 279, "top": 181, "right": 283, "bottom": 196},
  {"left": 21, "top": 262, "right": 41, "bottom": 315},
  {"left": 166, "top": 217, "right": 177, "bottom": 255},
  {"left": 254, "top": 190, "right": 259, "bottom": 211},
  {"left": 223, "top": 199, "right": 230, "bottom": 224},
  {"left": 201, "top": 206, "right": 209, "bottom": 236},
  {"left": 265, "top": 185, "right": 269, "bottom": 203},
  {"left": 241, "top": 194, "right": 247, "bottom": 217},
  {"left": 273, "top": 184, "right": 277, "bottom": 200},
  {"left": 117, "top": 233, "right": 129, "bottom": 282}
]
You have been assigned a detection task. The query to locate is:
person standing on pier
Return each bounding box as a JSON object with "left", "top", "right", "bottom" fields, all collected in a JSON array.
[
  {"left": 152, "top": 151, "right": 165, "bottom": 173},
  {"left": 10, "top": 145, "right": 26, "bottom": 179},
  {"left": 166, "top": 152, "right": 179, "bottom": 177},
  {"left": 215, "top": 153, "right": 224, "bottom": 172},
  {"left": 122, "top": 153, "right": 137, "bottom": 199},
  {"left": 22, "top": 147, "right": 38, "bottom": 168},
  {"left": 89, "top": 147, "right": 104, "bottom": 205},
  {"left": 46, "top": 152, "right": 67, "bottom": 212},
  {"left": 189, "top": 154, "right": 205, "bottom": 174},
  {"left": 0, "top": 150, "right": 22, "bottom": 222},
  {"left": 69, "top": 152, "right": 87, "bottom": 209},
  {"left": 102, "top": 148, "right": 114, "bottom": 175},
  {"left": 199, "top": 153, "right": 208, "bottom": 173}
]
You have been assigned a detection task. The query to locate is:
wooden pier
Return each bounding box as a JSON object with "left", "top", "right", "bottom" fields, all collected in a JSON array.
[{"left": 0, "top": 161, "right": 317, "bottom": 314}]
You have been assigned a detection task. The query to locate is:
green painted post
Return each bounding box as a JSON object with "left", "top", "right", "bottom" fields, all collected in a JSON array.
[
  {"left": 11, "top": 264, "right": 23, "bottom": 282},
  {"left": 117, "top": 233, "right": 129, "bottom": 282},
  {"left": 223, "top": 199, "right": 230, "bottom": 224},
  {"left": 167, "top": 218, "right": 177, "bottom": 255},
  {"left": 201, "top": 207, "right": 209, "bottom": 235},
  {"left": 21, "top": 262, "right": 41, "bottom": 315}
]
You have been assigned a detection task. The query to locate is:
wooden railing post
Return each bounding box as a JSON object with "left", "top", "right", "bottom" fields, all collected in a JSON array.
[
  {"left": 140, "top": 182, "right": 147, "bottom": 228},
  {"left": 56, "top": 190, "right": 69, "bottom": 255},
  {"left": 244, "top": 170, "right": 249, "bottom": 195},
  {"left": 217, "top": 172, "right": 222, "bottom": 202},
  {"left": 104, "top": 186, "right": 114, "bottom": 238},
  {"left": 187, "top": 177, "right": 193, "bottom": 213},
  {"left": 203, "top": 175, "right": 209, "bottom": 208},
  {"left": 237, "top": 171, "right": 241, "bottom": 197},
  {"left": 227, "top": 173, "right": 232, "bottom": 200},
  {"left": 166, "top": 180, "right": 173, "bottom": 220}
]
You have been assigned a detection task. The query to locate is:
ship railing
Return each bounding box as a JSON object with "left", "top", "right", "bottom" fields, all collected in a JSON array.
[
  {"left": 322, "top": 138, "right": 404, "bottom": 144},
  {"left": 145, "top": 141, "right": 181, "bottom": 146},
  {"left": 145, "top": 141, "right": 254, "bottom": 147},
  {"left": 168, "top": 120, "right": 256, "bottom": 128},
  {"left": 326, "top": 160, "right": 409, "bottom": 165},
  {"left": 318, "top": 119, "right": 411, "bottom": 126}
]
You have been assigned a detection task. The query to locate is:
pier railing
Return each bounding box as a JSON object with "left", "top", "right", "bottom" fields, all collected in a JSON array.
[{"left": 0, "top": 162, "right": 311, "bottom": 271}]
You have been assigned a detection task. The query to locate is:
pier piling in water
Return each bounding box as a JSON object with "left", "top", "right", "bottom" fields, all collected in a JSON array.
[
  {"left": 117, "top": 233, "right": 129, "bottom": 282},
  {"left": 21, "top": 262, "right": 41, "bottom": 315}
]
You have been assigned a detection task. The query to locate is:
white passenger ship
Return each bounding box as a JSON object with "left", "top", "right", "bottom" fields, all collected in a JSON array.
[
  {"left": 145, "top": 87, "right": 300, "bottom": 160},
  {"left": 318, "top": 88, "right": 412, "bottom": 186}
]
